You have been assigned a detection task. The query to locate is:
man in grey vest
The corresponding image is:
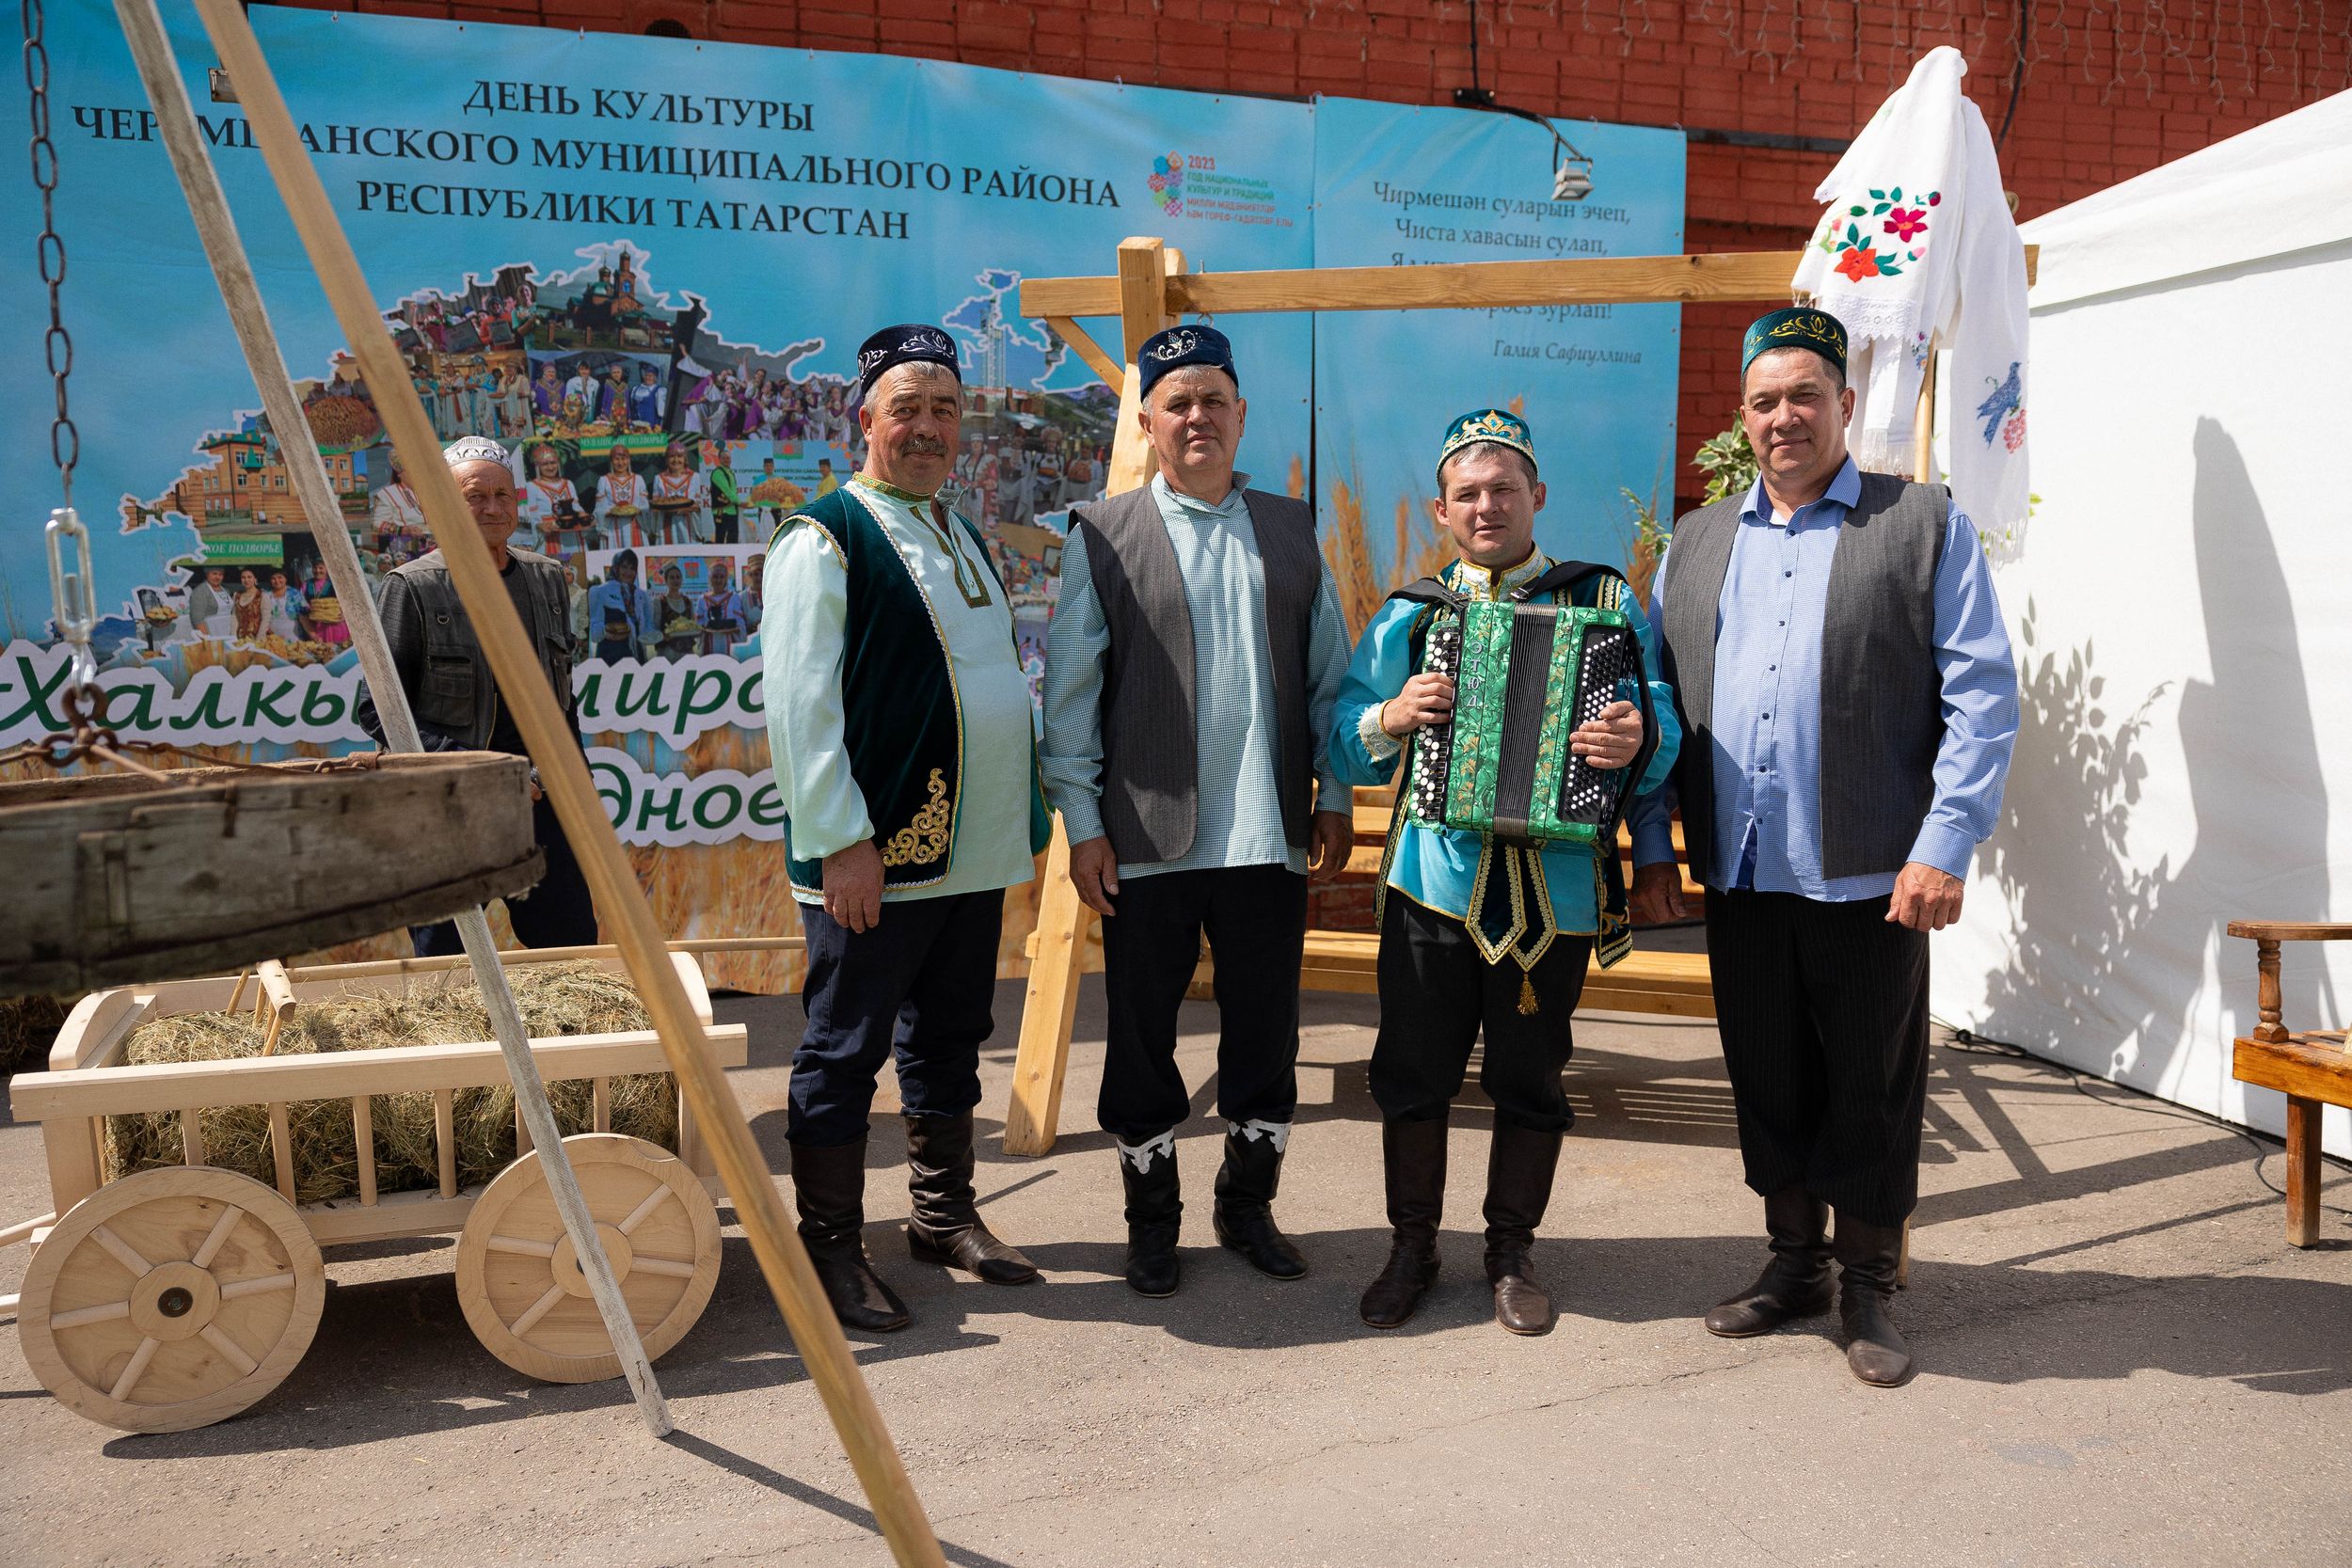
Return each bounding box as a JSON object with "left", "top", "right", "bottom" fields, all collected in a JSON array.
[
  {"left": 1627, "top": 309, "right": 2018, "bottom": 1386},
  {"left": 1041, "top": 324, "right": 1354, "bottom": 1299}
]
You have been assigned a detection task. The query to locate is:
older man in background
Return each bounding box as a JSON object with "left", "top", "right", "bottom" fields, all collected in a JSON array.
[{"left": 357, "top": 436, "right": 596, "bottom": 957}]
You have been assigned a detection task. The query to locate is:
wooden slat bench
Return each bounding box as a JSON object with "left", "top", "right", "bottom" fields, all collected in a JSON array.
[{"left": 2227, "top": 919, "right": 2352, "bottom": 1246}]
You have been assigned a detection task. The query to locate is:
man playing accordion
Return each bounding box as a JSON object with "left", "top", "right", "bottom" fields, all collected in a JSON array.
[{"left": 1330, "top": 410, "right": 1680, "bottom": 1337}]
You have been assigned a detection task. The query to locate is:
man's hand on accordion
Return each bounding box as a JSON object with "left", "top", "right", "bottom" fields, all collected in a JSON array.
[
  {"left": 1379, "top": 672, "right": 1455, "bottom": 737},
  {"left": 1569, "top": 700, "right": 1645, "bottom": 770}
]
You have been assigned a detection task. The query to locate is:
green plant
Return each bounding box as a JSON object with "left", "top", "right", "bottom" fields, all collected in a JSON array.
[
  {"left": 1692, "top": 420, "right": 1757, "bottom": 507},
  {"left": 1614, "top": 483, "right": 1671, "bottom": 606}
]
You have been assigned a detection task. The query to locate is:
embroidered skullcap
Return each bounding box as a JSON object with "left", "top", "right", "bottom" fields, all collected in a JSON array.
[
  {"left": 1136, "top": 324, "right": 1238, "bottom": 398},
  {"left": 1741, "top": 308, "right": 1848, "bottom": 376},
  {"left": 442, "top": 436, "right": 512, "bottom": 467},
  {"left": 856, "top": 323, "right": 961, "bottom": 397},
  {"left": 1436, "top": 408, "right": 1537, "bottom": 483}
]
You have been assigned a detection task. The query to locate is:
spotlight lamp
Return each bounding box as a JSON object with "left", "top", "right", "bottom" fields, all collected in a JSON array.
[
  {"left": 1551, "top": 143, "right": 1595, "bottom": 202},
  {"left": 1454, "top": 87, "right": 1597, "bottom": 203}
]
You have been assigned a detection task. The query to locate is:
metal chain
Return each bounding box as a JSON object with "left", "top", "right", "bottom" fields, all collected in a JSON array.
[{"left": 24, "top": 0, "right": 75, "bottom": 502}]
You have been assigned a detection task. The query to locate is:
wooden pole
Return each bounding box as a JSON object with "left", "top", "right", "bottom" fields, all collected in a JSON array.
[
  {"left": 1019, "top": 245, "right": 2038, "bottom": 319},
  {"left": 191, "top": 6, "right": 945, "bottom": 1560},
  {"left": 1000, "top": 237, "right": 1170, "bottom": 1155},
  {"left": 114, "top": 0, "right": 675, "bottom": 1438},
  {"left": 1913, "top": 337, "right": 1941, "bottom": 483}
]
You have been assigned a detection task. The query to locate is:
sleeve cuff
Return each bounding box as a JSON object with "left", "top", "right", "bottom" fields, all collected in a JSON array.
[
  {"left": 1356, "top": 703, "right": 1402, "bottom": 763},
  {"left": 1054, "top": 793, "right": 1105, "bottom": 845},
  {"left": 1629, "top": 818, "right": 1679, "bottom": 868},
  {"left": 1906, "top": 820, "right": 1979, "bottom": 881}
]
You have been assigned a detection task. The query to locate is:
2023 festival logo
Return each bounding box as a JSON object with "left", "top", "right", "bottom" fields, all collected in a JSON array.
[{"left": 1149, "top": 150, "right": 1185, "bottom": 215}]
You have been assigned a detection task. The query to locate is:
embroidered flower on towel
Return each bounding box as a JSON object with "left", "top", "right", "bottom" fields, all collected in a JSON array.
[
  {"left": 1820, "top": 184, "right": 1941, "bottom": 279},
  {"left": 1836, "top": 242, "right": 1892, "bottom": 282}
]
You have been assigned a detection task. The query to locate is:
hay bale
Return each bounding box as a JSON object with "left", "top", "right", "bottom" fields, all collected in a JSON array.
[
  {"left": 103, "top": 963, "right": 678, "bottom": 1201},
  {"left": 2, "top": 993, "right": 72, "bottom": 1077}
]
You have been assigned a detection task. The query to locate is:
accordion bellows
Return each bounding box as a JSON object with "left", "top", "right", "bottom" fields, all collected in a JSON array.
[{"left": 1407, "top": 596, "right": 1641, "bottom": 849}]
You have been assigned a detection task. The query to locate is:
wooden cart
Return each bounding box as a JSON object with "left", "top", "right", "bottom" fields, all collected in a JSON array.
[{"left": 7, "top": 949, "right": 749, "bottom": 1433}]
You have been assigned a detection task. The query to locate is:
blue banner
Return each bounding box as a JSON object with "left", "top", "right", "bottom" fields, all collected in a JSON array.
[
  {"left": 1310, "top": 98, "right": 1685, "bottom": 626},
  {"left": 0, "top": 3, "right": 1682, "bottom": 976}
]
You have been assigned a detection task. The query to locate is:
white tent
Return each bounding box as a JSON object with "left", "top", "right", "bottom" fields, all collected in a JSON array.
[{"left": 1931, "top": 89, "right": 2352, "bottom": 1158}]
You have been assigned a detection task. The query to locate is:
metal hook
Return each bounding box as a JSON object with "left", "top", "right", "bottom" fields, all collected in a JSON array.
[{"left": 44, "top": 506, "right": 98, "bottom": 689}]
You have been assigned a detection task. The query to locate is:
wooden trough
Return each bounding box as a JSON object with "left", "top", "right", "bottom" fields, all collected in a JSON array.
[
  {"left": 2, "top": 752, "right": 545, "bottom": 997},
  {"left": 7, "top": 949, "right": 749, "bottom": 1433}
]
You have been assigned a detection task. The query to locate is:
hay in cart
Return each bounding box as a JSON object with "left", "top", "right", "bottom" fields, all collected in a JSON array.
[{"left": 102, "top": 961, "right": 678, "bottom": 1203}]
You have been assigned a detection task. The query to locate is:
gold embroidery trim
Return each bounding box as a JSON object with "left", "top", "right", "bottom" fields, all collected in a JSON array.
[{"left": 880, "top": 768, "right": 953, "bottom": 867}]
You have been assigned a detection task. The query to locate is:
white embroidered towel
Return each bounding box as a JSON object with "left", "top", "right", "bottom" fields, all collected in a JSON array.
[{"left": 1792, "top": 46, "right": 2031, "bottom": 555}]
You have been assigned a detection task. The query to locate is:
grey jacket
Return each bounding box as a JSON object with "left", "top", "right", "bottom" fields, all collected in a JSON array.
[{"left": 357, "top": 547, "right": 577, "bottom": 752}]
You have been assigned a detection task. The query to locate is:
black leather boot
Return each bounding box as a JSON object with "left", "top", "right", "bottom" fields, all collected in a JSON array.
[
  {"left": 1359, "top": 1115, "right": 1448, "bottom": 1330},
  {"left": 789, "top": 1135, "right": 910, "bottom": 1333},
  {"left": 1482, "top": 1120, "right": 1563, "bottom": 1336},
  {"left": 904, "top": 1113, "right": 1039, "bottom": 1286},
  {"left": 1704, "top": 1185, "right": 1834, "bottom": 1338},
  {"left": 1119, "top": 1134, "right": 1183, "bottom": 1298},
  {"left": 1213, "top": 1121, "right": 1308, "bottom": 1280},
  {"left": 1835, "top": 1213, "right": 1914, "bottom": 1386}
]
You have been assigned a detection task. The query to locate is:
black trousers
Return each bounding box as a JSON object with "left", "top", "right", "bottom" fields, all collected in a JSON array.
[
  {"left": 1097, "top": 863, "right": 1307, "bottom": 1146},
  {"left": 788, "top": 888, "right": 1004, "bottom": 1148},
  {"left": 413, "top": 793, "right": 598, "bottom": 956},
  {"left": 1705, "top": 889, "right": 1931, "bottom": 1227},
  {"left": 1371, "top": 895, "right": 1592, "bottom": 1132}
]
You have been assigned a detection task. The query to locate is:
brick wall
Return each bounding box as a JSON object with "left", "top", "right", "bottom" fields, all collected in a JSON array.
[{"left": 289, "top": 0, "right": 2347, "bottom": 508}]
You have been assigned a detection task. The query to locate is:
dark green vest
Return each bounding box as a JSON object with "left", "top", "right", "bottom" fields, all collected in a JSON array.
[{"left": 774, "top": 485, "right": 1049, "bottom": 893}]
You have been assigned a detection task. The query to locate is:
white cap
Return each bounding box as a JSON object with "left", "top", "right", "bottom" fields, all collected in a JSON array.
[{"left": 442, "top": 436, "right": 510, "bottom": 467}]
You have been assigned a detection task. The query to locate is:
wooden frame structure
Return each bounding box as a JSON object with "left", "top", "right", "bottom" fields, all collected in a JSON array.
[{"left": 1003, "top": 236, "right": 2036, "bottom": 1156}]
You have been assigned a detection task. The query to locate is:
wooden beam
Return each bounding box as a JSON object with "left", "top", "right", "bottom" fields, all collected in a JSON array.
[
  {"left": 14, "top": 1026, "right": 752, "bottom": 1120},
  {"left": 1044, "top": 315, "right": 1122, "bottom": 388},
  {"left": 1021, "top": 245, "right": 2039, "bottom": 320},
  {"left": 1114, "top": 235, "right": 1174, "bottom": 358},
  {"left": 1003, "top": 824, "right": 1088, "bottom": 1155},
  {"left": 1001, "top": 241, "right": 1176, "bottom": 1156}
]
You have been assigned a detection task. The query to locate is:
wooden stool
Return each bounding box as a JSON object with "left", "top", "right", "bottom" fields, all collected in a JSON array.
[{"left": 2227, "top": 920, "right": 2352, "bottom": 1246}]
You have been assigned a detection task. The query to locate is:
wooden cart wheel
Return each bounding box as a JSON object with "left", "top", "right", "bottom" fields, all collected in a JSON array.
[
  {"left": 18, "top": 1165, "right": 326, "bottom": 1433},
  {"left": 454, "top": 1132, "right": 721, "bottom": 1385}
]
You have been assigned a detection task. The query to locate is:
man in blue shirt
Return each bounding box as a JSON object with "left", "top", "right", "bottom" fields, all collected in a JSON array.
[
  {"left": 1041, "top": 325, "right": 1354, "bottom": 1299},
  {"left": 1628, "top": 309, "right": 2018, "bottom": 1386},
  {"left": 1329, "top": 410, "right": 1675, "bottom": 1336}
]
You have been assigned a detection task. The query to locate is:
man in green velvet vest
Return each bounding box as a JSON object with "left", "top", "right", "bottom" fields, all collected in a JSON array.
[{"left": 763, "top": 324, "right": 1052, "bottom": 1334}]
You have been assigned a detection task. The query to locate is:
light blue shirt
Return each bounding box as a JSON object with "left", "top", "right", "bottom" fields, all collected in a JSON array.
[
  {"left": 1626, "top": 458, "right": 2019, "bottom": 900},
  {"left": 1041, "top": 472, "right": 1350, "bottom": 880},
  {"left": 1329, "top": 549, "right": 1680, "bottom": 934}
]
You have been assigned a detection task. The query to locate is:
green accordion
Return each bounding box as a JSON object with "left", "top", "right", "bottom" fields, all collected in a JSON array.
[{"left": 1394, "top": 566, "right": 1648, "bottom": 850}]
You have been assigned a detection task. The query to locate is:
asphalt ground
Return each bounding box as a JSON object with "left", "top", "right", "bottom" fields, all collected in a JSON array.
[{"left": 3, "top": 949, "right": 2347, "bottom": 1567}]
